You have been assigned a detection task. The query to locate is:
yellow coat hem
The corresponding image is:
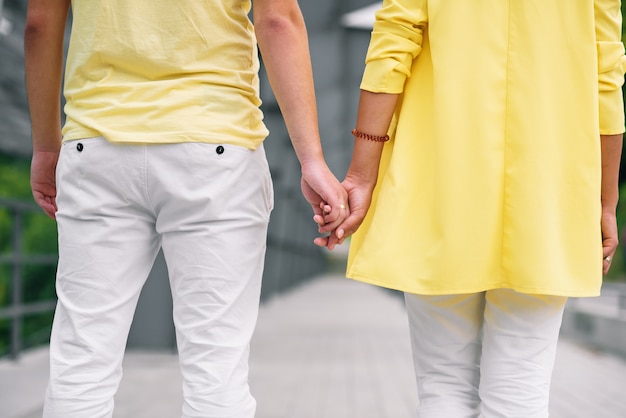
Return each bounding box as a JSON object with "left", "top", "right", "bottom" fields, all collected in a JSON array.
[{"left": 345, "top": 272, "right": 601, "bottom": 298}]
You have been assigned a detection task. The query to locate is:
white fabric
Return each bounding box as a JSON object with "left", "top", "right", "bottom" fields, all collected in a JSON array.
[
  {"left": 44, "top": 137, "right": 273, "bottom": 418},
  {"left": 404, "top": 289, "right": 567, "bottom": 418}
]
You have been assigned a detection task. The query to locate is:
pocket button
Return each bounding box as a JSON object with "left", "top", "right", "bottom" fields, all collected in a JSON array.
[
  {"left": 216, "top": 145, "right": 224, "bottom": 155},
  {"left": 77, "top": 143, "right": 84, "bottom": 152}
]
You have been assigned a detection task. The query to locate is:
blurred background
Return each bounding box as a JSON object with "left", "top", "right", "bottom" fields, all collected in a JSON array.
[
  {"left": 1, "top": 1, "right": 626, "bottom": 417},
  {"left": 0, "top": 0, "right": 386, "bottom": 357}
]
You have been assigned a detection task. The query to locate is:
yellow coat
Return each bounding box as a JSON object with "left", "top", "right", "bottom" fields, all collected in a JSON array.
[{"left": 347, "top": 0, "right": 626, "bottom": 296}]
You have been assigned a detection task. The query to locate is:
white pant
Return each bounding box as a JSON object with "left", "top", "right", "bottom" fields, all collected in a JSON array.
[
  {"left": 405, "top": 289, "right": 567, "bottom": 418},
  {"left": 44, "top": 138, "right": 274, "bottom": 418}
]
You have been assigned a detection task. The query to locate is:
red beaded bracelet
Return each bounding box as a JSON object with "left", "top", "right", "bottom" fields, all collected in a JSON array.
[{"left": 351, "top": 129, "right": 390, "bottom": 142}]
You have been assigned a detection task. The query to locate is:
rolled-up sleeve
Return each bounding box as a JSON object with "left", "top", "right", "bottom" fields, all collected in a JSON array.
[
  {"left": 360, "top": 0, "right": 428, "bottom": 94},
  {"left": 595, "top": 0, "right": 626, "bottom": 134}
]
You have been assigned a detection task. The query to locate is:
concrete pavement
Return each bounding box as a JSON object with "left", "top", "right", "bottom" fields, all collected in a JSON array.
[{"left": 2, "top": 274, "right": 626, "bottom": 417}]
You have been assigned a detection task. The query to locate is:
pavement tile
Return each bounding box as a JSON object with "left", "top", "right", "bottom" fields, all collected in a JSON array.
[{"left": 2, "top": 274, "right": 626, "bottom": 417}]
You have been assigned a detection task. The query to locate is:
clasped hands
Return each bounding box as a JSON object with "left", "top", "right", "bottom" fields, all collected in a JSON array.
[{"left": 301, "top": 164, "right": 372, "bottom": 250}]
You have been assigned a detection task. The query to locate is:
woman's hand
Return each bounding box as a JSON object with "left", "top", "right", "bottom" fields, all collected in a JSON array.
[
  {"left": 601, "top": 211, "right": 619, "bottom": 275},
  {"left": 313, "top": 175, "right": 375, "bottom": 250}
]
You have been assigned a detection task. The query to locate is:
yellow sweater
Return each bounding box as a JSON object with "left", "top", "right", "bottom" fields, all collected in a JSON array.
[
  {"left": 347, "top": 0, "right": 626, "bottom": 296},
  {"left": 62, "top": 0, "right": 268, "bottom": 149}
]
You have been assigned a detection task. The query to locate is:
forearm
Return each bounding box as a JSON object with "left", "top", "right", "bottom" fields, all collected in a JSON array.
[
  {"left": 600, "top": 133, "right": 623, "bottom": 211},
  {"left": 345, "top": 90, "right": 399, "bottom": 187},
  {"left": 254, "top": 3, "right": 323, "bottom": 167},
  {"left": 24, "top": 0, "right": 70, "bottom": 152}
]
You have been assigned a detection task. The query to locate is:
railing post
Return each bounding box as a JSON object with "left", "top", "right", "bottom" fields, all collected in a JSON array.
[
  {"left": 0, "top": 198, "right": 58, "bottom": 360},
  {"left": 10, "top": 209, "right": 23, "bottom": 359}
]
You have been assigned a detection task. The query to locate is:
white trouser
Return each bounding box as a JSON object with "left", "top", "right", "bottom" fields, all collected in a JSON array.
[
  {"left": 404, "top": 289, "right": 567, "bottom": 418},
  {"left": 44, "top": 138, "right": 274, "bottom": 418}
]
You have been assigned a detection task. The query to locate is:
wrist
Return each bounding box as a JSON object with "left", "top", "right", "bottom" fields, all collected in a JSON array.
[
  {"left": 33, "top": 146, "right": 61, "bottom": 154},
  {"left": 298, "top": 149, "right": 327, "bottom": 170},
  {"left": 601, "top": 205, "right": 618, "bottom": 216},
  {"left": 32, "top": 132, "right": 62, "bottom": 153},
  {"left": 33, "top": 145, "right": 61, "bottom": 154},
  {"left": 344, "top": 170, "right": 377, "bottom": 192},
  {"left": 291, "top": 138, "right": 325, "bottom": 166},
  {"left": 601, "top": 193, "right": 619, "bottom": 213}
]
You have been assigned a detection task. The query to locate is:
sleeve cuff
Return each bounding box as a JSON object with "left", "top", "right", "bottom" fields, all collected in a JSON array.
[
  {"left": 599, "top": 87, "right": 625, "bottom": 134},
  {"left": 597, "top": 41, "right": 626, "bottom": 134},
  {"left": 360, "top": 58, "right": 410, "bottom": 94}
]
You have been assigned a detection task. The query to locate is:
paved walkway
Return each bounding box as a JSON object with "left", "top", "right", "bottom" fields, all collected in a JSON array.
[{"left": 2, "top": 274, "right": 626, "bottom": 417}]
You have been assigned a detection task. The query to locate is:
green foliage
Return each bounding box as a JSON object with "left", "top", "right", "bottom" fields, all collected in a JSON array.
[
  {"left": 22, "top": 213, "right": 58, "bottom": 254},
  {"left": 22, "top": 213, "right": 58, "bottom": 303},
  {"left": 623, "top": 2, "right": 626, "bottom": 45},
  {"left": 0, "top": 155, "right": 32, "bottom": 201},
  {"left": 22, "top": 312, "right": 55, "bottom": 348},
  {"left": 0, "top": 265, "right": 8, "bottom": 307},
  {"left": 0, "top": 319, "right": 8, "bottom": 357},
  {"left": 0, "top": 208, "right": 10, "bottom": 254},
  {"left": 0, "top": 154, "right": 57, "bottom": 356}
]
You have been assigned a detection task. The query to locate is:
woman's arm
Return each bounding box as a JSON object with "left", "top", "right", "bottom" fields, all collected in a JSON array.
[
  {"left": 600, "top": 133, "right": 623, "bottom": 274},
  {"left": 328, "top": 91, "right": 398, "bottom": 246},
  {"left": 323, "top": 0, "right": 427, "bottom": 247}
]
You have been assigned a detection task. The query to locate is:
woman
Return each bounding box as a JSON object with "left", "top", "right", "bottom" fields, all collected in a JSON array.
[{"left": 322, "top": 0, "right": 625, "bottom": 416}]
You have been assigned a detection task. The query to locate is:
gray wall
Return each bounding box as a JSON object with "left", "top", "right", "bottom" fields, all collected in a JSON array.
[{"left": 0, "top": 0, "right": 31, "bottom": 157}]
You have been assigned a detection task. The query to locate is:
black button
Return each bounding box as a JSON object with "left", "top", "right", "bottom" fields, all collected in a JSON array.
[
  {"left": 77, "top": 143, "right": 84, "bottom": 152},
  {"left": 216, "top": 145, "right": 224, "bottom": 155}
]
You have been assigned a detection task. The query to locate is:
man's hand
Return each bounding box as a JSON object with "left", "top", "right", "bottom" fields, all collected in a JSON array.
[
  {"left": 300, "top": 161, "right": 348, "bottom": 249},
  {"left": 31, "top": 150, "right": 59, "bottom": 219}
]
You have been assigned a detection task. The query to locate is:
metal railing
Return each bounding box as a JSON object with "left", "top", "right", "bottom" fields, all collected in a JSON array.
[{"left": 0, "top": 197, "right": 57, "bottom": 359}]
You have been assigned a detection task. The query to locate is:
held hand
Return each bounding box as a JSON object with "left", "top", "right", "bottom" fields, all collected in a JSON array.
[
  {"left": 31, "top": 150, "right": 59, "bottom": 219},
  {"left": 314, "top": 177, "right": 374, "bottom": 250},
  {"left": 300, "top": 161, "right": 348, "bottom": 239},
  {"left": 601, "top": 211, "right": 619, "bottom": 275}
]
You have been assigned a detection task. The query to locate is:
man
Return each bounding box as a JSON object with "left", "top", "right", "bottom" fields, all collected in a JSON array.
[{"left": 25, "top": 0, "right": 346, "bottom": 416}]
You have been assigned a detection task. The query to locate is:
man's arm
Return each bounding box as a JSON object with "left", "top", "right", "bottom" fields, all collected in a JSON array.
[
  {"left": 253, "top": 0, "right": 347, "bottom": 247},
  {"left": 24, "top": 0, "right": 71, "bottom": 218}
]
